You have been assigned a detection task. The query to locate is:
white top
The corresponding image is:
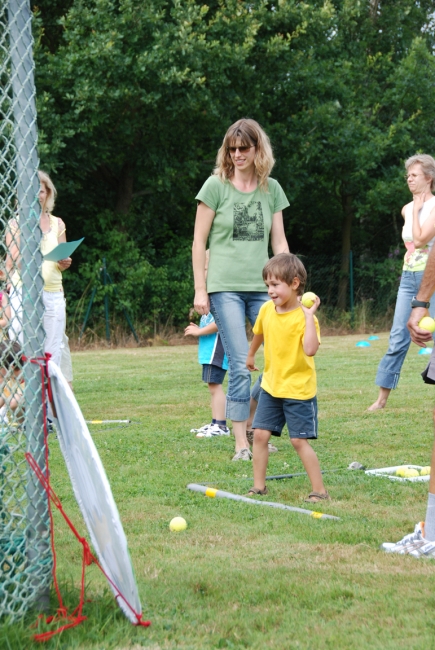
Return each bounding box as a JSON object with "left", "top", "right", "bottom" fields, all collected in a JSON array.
[{"left": 402, "top": 196, "right": 435, "bottom": 271}]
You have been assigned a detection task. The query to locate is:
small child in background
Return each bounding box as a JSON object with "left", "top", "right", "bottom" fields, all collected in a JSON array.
[
  {"left": 185, "top": 313, "right": 230, "bottom": 437},
  {"left": 185, "top": 250, "right": 230, "bottom": 438},
  {"left": 0, "top": 341, "right": 24, "bottom": 423},
  {"left": 246, "top": 253, "right": 329, "bottom": 503}
]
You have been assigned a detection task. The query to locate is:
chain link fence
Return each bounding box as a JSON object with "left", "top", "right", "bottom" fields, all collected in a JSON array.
[{"left": 1, "top": 0, "right": 51, "bottom": 621}]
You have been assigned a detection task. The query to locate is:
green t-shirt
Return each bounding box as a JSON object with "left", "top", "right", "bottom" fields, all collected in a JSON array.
[{"left": 195, "top": 175, "right": 290, "bottom": 292}]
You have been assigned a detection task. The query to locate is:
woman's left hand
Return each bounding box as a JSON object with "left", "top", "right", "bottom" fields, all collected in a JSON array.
[{"left": 58, "top": 257, "right": 72, "bottom": 271}]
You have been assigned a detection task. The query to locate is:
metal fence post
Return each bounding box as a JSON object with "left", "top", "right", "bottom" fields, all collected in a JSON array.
[
  {"left": 8, "top": 0, "right": 50, "bottom": 612},
  {"left": 349, "top": 250, "right": 354, "bottom": 327}
]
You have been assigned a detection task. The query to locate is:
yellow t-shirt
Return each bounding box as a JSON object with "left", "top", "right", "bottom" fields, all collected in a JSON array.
[
  {"left": 41, "top": 214, "right": 63, "bottom": 292},
  {"left": 253, "top": 300, "right": 320, "bottom": 400}
]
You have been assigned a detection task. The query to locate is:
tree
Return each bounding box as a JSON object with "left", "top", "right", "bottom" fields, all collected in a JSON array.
[
  {"left": 32, "top": 0, "right": 435, "bottom": 326},
  {"left": 256, "top": 0, "right": 435, "bottom": 307}
]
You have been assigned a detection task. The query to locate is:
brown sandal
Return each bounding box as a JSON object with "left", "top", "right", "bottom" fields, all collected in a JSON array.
[
  {"left": 304, "top": 491, "right": 330, "bottom": 504},
  {"left": 247, "top": 487, "right": 268, "bottom": 496}
]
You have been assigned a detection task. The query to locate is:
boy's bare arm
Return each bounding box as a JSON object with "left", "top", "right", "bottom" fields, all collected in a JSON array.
[
  {"left": 247, "top": 333, "right": 264, "bottom": 371},
  {"left": 184, "top": 322, "right": 218, "bottom": 337},
  {"left": 300, "top": 296, "right": 321, "bottom": 356}
]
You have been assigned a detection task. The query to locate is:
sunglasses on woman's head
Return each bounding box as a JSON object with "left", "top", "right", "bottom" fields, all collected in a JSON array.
[{"left": 227, "top": 144, "right": 256, "bottom": 153}]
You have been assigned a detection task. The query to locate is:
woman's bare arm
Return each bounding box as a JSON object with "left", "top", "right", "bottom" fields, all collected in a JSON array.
[
  {"left": 192, "top": 202, "right": 215, "bottom": 315},
  {"left": 270, "top": 211, "right": 290, "bottom": 255}
]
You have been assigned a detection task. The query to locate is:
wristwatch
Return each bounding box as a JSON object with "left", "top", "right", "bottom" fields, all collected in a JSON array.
[{"left": 411, "top": 296, "right": 431, "bottom": 308}]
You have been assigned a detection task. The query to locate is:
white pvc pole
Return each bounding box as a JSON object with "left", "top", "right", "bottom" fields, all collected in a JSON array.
[
  {"left": 187, "top": 484, "right": 340, "bottom": 520},
  {"left": 86, "top": 420, "right": 131, "bottom": 424}
]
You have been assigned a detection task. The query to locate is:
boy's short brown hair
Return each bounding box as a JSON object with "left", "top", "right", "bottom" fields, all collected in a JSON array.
[{"left": 262, "top": 253, "right": 307, "bottom": 296}]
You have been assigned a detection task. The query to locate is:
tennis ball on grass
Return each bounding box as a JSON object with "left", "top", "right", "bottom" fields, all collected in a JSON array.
[
  {"left": 419, "top": 317, "right": 435, "bottom": 332},
  {"left": 301, "top": 292, "right": 317, "bottom": 308},
  {"left": 169, "top": 517, "right": 187, "bottom": 532},
  {"left": 403, "top": 468, "right": 419, "bottom": 478},
  {"left": 396, "top": 466, "right": 408, "bottom": 477},
  {"left": 420, "top": 466, "right": 431, "bottom": 476}
]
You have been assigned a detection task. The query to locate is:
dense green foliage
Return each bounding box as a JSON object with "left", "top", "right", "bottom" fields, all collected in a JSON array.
[{"left": 31, "top": 0, "right": 435, "bottom": 328}]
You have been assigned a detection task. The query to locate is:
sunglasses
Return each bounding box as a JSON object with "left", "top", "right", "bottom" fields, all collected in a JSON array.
[{"left": 227, "top": 144, "right": 256, "bottom": 153}]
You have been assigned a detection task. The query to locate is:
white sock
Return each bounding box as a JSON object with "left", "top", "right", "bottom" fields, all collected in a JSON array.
[{"left": 424, "top": 492, "right": 435, "bottom": 541}]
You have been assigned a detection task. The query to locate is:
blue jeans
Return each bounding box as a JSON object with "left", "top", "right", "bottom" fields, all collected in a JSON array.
[
  {"left": 376, "top": 271, "right": 435, "bottom": 389},
  {"left": 209, "top": 292, "right": 269, "bottom": 421}
]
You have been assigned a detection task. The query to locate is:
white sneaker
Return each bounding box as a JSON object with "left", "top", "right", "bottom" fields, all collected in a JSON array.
[
  {"left": 408, "top": 540, "right": 435, "bottom": 558},
  {"left": 381, "top": 522, "right": 425, "bottom": 554},
  {"left": 195, "top": 423, "right": 231, "bottom": 438},
  {"left": 232, "top": 448, "right": 252, "bottom": 461},
  {"left": 209, "top": 423, "right": 230, "bottom": 437},
  {"left": 190, "top": 423, "right": 212, "bottom": 434}
]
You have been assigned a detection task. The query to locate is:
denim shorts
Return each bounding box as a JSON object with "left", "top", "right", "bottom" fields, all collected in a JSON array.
[
  {"left": 202, "top": 364, "right": 227, "bottom": 385},
  {"left": 252, "top": 388, "right": 318, "bottom": 439}
]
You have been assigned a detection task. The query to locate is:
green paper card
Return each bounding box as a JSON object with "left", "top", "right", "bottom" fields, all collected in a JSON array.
[{"left": 43, "top": 237, "right": 84, "bottom": 262}]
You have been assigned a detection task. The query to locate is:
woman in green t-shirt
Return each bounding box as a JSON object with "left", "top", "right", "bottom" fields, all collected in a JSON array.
[{"left": 192, "top": 118, "right": 290, "bottom": 461}]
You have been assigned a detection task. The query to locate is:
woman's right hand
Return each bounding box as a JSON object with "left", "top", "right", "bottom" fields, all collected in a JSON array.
[
  {"left": 413, "top": 191, "right": 426, "bottom": 214},
  {"left": 194, "top": 289, "right": 210, "bottom": 315}
]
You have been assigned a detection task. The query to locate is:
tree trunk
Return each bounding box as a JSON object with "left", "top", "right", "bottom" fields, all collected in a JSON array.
[
  {"left": 115, "top": 162, "right": 134, "bottom": 216},
  {"left": 337, "top": 192, "right": 354, "bottom": 310}
]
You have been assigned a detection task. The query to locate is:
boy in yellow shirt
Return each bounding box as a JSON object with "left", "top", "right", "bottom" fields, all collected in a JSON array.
[{"left": 246, "top": 253, "right": 328, "bottom": 503}]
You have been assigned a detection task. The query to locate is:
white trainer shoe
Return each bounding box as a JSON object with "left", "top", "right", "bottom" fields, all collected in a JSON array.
[
  {"left": 190, "top": 423, "right": 212, "bottom": 435},
  {"left": 195, "top": 423, "right": 230, "bottom": 438},
  {"left": 408, "top": 540, "right": 435, "bottom": 558},
  {"left": 381, "top": 522, "right": 426, "bottom": 554}
]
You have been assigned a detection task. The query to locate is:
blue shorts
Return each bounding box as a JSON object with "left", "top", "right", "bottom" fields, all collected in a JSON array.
[
  {"left": 252, "top": 388, "right": 318, "bottom": 439},
  {"left": 202, "top": 364, "right": 227, "bottom": 385}
]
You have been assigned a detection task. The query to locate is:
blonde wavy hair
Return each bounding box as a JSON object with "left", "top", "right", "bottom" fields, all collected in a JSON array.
[
  {"left": 213, "top": 119, "right": 275, "bottom": 191},
  {"left": 405, "top": 154, "right": 435, "bottom": 191},
  {"left": 38, "top": 170, "right": 57, "bottom": 213}
]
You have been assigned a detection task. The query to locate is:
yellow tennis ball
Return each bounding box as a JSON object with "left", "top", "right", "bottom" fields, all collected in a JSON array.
[
  {"left": 420, "top": 466, "right": 431, "bottom": 476},
  {"left": 301, "top": 292, "right": 317, "bottom": 308},
  {"left": 169, "top": 516, "right": 187, "bottom": 532},
  {"left": 403, "top": 468, "right": 419, "bottom": 478},
  {"left": 396, "top": 466, "right": 408, "bottom": 477},
  {"left": 419, "top": 317, "right": 435, "bottom": 332}
]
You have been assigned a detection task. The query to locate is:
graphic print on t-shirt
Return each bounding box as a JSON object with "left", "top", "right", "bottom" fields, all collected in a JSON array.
[{"left": 233, "top": 201, "right": 264, "bottom": 241}]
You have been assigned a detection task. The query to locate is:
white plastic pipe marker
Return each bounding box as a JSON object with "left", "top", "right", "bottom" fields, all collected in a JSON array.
[{"left": 187, "top": 484, "right": 340, "bottom": 520}]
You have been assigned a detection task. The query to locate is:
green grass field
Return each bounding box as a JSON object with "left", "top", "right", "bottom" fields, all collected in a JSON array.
[{"left": 3, "top": 333, "right": 435, "bottom": 649}]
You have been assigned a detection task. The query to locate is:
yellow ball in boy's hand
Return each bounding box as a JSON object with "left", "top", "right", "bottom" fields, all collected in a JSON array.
[
  {"left": 169, "top": 517, "right": 187, "bottom": 532},
  {"left": 301, "top": 292, "right": 317, "bottom": 308},
  {"left": 418, "top": 316, "right": 435, "bottom": 332}
]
